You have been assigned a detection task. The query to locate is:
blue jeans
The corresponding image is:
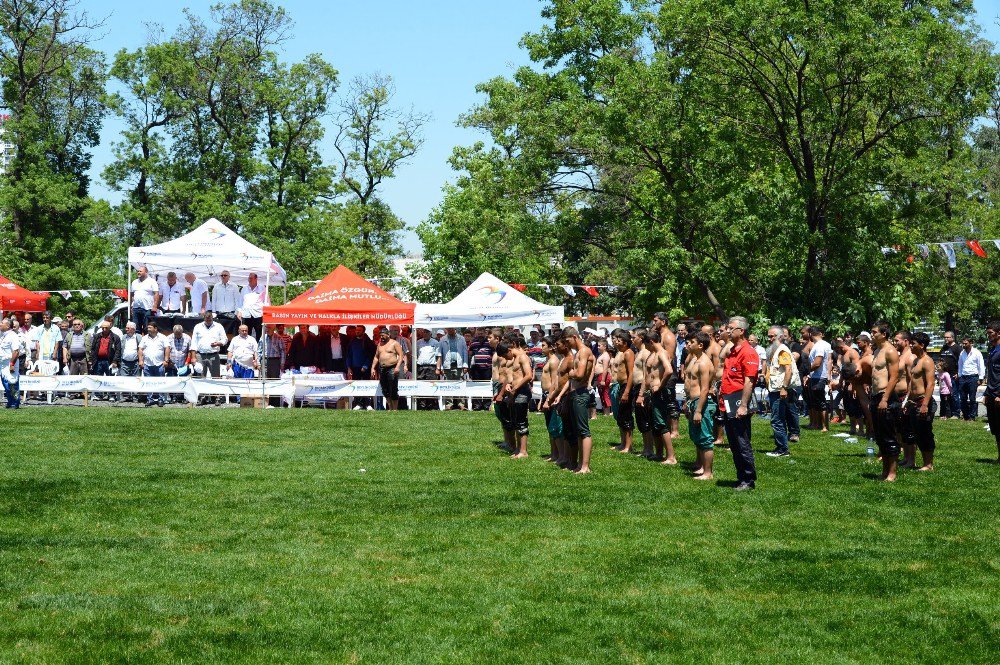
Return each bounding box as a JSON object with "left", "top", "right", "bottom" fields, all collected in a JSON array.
[
  {"left": 2, "top": 371, "right": 20, "bottom": 408},
  {"left": 786, "top": 387, "right": 801, "bottom": 438},
  {"left": 958, "top": 375, "right": 979, "bottom": 420},
  {"left": 768, "top": 392, "right": 790, "bottom": 454},
  {"left": 143, "top": 364, "right": 166, "bottom": 404}
]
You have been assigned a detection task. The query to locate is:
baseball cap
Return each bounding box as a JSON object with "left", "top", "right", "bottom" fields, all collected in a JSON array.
[{"left": 856, "top": 331, "right": 872, "bottom": 341}]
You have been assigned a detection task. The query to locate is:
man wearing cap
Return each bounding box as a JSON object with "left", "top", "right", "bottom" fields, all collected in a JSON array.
[
  {"left": 90, "top": 320, "right": 122, "bottom": 401},
  {"left": 183, "top": 272, "right": 210, "bottom": 316},
  {"left": 721, "top": 316, "right": 760, "bottom": 490},
  {"left": 0, "top": 317, "right": 21, "bottom": 409}
]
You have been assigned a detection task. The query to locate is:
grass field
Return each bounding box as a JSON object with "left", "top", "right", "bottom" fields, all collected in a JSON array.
[{"left": 1, "top": 407, "right": 998, "bottom": 663}]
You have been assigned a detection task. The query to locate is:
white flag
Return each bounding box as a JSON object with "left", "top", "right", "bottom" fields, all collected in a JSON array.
[
  {"left": 917, "top": 244, "right": 930, "bottom": 258},
  {"left": 58, "top": 291, "right": 71, "bottom": 299},
  {"left": 562, "top": 285, "right": 576, "bottom": 297},
  {"left": 541, "top": 284, "right": 551, "bottom": 293},
  {"left": 79, "top": 290, "right": 91, "bottom": 297},
  {"left": 941, "top": 243, "right": 957, "bottom": 269},
  {"left": 993, "top": 240, "right": 1000, "bottom": 252}
]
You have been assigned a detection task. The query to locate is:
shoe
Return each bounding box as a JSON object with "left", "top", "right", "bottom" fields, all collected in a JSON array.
[
  {"left": 765, "top": 451, "right": 789, "bottom": 457},
  {"left": 366, "top": 406, "right": 374, "bottom": 411},
  {"left": 734, "top": 482, "right": 755, "bottom": 491},
  {"left": 109, "top": 396, "right": 116, "bottom": 403},
  {"left": 158, "top": 401, "right": 166, "bottom": 407},
  {"left": 789, "top": 436, "right": 799, "bottom": 442},
  {"left": 144, "top": 402, "right": 154, "bottom": 408},
  {"left": 352, "top": 406, "right": 362, "bottom": 411}
]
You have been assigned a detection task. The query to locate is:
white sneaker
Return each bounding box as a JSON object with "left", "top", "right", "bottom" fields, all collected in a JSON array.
[
  {"left": 366, "top": 406, "right": 374, "bottom": 411},
  {"left": 352, "top": 405, "right": 362, "bottom": 411}
]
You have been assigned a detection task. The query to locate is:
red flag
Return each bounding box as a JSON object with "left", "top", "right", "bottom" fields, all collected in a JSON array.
[
  {"left": 36, "top": 291, "right": 50, "bottom": 297},
  {"left": 968, "top": 240, "right": 988, "bottom": 258},
  {"left": 113, "top": 288, "right": 128, "bottom": 299},
  {"left": 582, "top": 285, "right": 599, "bottom": 297},
  {"left": 509, "top": 283, "right": 527, "bottom": 292}
]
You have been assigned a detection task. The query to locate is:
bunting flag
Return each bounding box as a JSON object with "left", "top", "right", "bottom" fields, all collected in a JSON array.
[
  {"left": 562, "top": 285, "right": 576, "bottom": 297},
  {"left": 917, "top": 244, "right": 930, "bottom": 258},
  {"left": 941, "top": 243, "right": 957, "bottom": 268},
  {"left": 994, "top": 240, "right": 1000, "bottom": 252},
  {"left": 582, "top": 285, "right": 599, "bottom": 297},
  {"left": 113, "top": 289, "right": 128, "bottom": 299},
  {"left": 541, "top": 284, "right": 551, "bottom": 293},
  {"left": 509, "top": 283, "right": 527, "bottom": 292},
  {"left": 968, "top": 240, "right": 988, "bottom": 258},
  {"left": 58, "top": 291, "right": 71, "bottom": 298},
  {"left": 78, "top": 290, "right": 90, "bottom": 298}
]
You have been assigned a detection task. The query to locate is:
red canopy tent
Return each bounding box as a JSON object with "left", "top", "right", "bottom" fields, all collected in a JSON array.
[
  {"left": 0, "top": 275, "right": 48, "bottom": 312},
  {"left": 263, "top": 265, "right": 414, "bottom": 325}
]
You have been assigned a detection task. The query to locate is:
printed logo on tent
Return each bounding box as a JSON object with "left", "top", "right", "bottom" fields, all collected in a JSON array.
[
  {"left": 204, "top": 226, "right": 227, "bottom": 240},
  {"left": 478, "top": 285, "right": 507, "bottom": 304}
]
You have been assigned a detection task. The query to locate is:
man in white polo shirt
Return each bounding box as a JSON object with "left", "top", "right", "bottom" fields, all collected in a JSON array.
[
  {"left": 191, "top": 311, "right": 227, "bottom": 380},
  {"left": 155, "top": 271, "right": 185, "bottom": 315},
  {"left": 237, "top": 272, "right": 267, "bottom": 340},
  {"left": 138, "top": 321, "right": 169, "bottom": 407},
  {"left": 130, "top": 265, "right": 158, "bottom": 333},
  {"left": 183, "top": 272, "right": 210, "bottom": 316},
  {"left": 0, "top": 317, "right": 21, "bottom": 409}
]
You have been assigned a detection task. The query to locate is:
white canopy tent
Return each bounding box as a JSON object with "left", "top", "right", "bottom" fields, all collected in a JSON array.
[
  {"left": 127, "top": 218, "right": 287, "bottom": 286},
  {"left": 414, "top": 272, "right": 564, "bottom": 327}
]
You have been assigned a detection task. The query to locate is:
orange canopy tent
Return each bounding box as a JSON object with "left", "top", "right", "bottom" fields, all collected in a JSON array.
[
  {"left": 262, "top": 265, "right": 414, "bottom": 326},
  {"left": 0, "top": 275, "right": 48, "bottom": 312}
]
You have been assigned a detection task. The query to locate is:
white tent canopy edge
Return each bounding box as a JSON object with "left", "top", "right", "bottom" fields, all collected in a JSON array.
[{"left": 413, "top": 272, "right": 565, "bottom": 327}]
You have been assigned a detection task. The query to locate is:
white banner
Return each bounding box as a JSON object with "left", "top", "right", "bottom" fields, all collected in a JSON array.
[{"left": 295, "top": 380, "right": 496, "bottom": 400}]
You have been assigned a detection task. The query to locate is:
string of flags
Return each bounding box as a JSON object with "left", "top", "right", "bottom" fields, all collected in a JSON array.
[
  {"left": 37, "top": 288, "right": 129, "bottom": 300},
  {"left": 507, "top": 283, "right": 619, "bottom": 297},
  {"left": 883, "top": 239, "right": 1000, "bottom": 269}
]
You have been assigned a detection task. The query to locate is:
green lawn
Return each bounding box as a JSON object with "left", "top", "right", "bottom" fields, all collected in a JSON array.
[{"left": 1, "top": 408, "right": 998, "bottom": 663}]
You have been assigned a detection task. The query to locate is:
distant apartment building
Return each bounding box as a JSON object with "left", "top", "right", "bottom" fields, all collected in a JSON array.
[{"left": 0, "top": 112, "right": 14, "bottom": 174}]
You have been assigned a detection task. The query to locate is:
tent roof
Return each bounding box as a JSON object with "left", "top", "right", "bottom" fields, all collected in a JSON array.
[
  {"left": 413, "top": 272, "right": 564, "bottom": 327},
  {"left": 127, "top": 218, "right": 286, "bottom": 286},
  {"left": 263, "top": 265, "right": 414, "bottom": 325},
  {"left": 0, "top": 275, "right": 48, "bottom": 312}
]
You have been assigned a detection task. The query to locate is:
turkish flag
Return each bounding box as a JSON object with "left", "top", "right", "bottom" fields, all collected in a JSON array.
[
  {"left": 113, "top": 288, "right": 129, "bottom": 299},
  {"left": 582, "top": 286, "right": 599, "bottom": 297},
  {"left": 967, "top": 240, "right": 988, "bottom": 258},
  {"left": 509, "top": 283, "right": 527, "bottom": 292}
]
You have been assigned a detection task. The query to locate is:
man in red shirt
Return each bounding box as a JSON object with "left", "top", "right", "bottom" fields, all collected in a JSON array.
[{"left": 721, "top": 316, "right": 760, "bottom": 490}]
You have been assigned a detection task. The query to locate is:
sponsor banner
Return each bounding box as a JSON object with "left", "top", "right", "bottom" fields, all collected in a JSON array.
[
  {"left": 295, "top": 380, "right": 496, "bottom": 400},
  {"left": 20, "top": 375, "right": 296, "bottom": 401}
]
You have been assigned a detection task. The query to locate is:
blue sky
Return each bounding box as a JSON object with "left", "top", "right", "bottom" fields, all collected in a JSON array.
[{"left": 85, "top": 1, "right": 1000, "bottom": 254}]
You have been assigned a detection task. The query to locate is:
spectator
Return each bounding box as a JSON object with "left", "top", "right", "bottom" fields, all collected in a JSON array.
[
  {"left": 138, "top": 322, "right": 169, "bottom": 407},
  {"left": 66, "top": 319, "right": 90, "bottom": 378},
  {"left": 130, "top": 265, "right": 158, "bottom": 332},
  {"left": 119, "top": 321, "right": 141, "bottom": 402},
  {"left": 90, "top": 321, "right": 122, "bottom": 402},
  {"left": 155, "top": 271, "right": 185, "bottom": 314},
  {"left": 103, "top": 316, "right": 123, "bottom": 339},
  {"left": 317, "top": 325, "right": 348, "bottom": 374},
  {"left": 165, "top": 325, "right": 192, "bottom": 402},
  {"left": 238, "top": 272, "right": 267, "bottom": 339},
  {"left": 287, "top": 324, "right": 320, "bottom": 371},
  {"left": 414, "top": 328, "right": 441, "bottom": 410},
  {"left": 0, "top": 317, "right": 21, "bottom": 409},
  {"left": 957, "top": 337, "right": 985, "bottom": 421},
  {"left": 260, "top": 326, "right": 287, "bottom": 379},
  {"left": 347, "top": 326, "right": 376, "bottom": 409},
  {"left": 437, "top": 327, "right": 468, "bottom": 410},
  {"left": 31, "top": 311, "right": 61, "bottom": 367},
  {"left": 191, "top": 311, "right": 227, "bottom": 404},
  {"left": 272, "top": 323, "right": 292, "bottom": 355},
  {"left": 183, "top": 272, "right": 210, "bottom": 315},
  {"left": 936, "top": 361, "right": 954, "bottom": 419},
  {"left": 211, "top": 271, "right": 240, "bottom": 318},
  {"left": 939, "top": 331, "right": 961, "bottom": 419},
  {"left": 228, "top": 325, "right": 258, "bottom": 380}
]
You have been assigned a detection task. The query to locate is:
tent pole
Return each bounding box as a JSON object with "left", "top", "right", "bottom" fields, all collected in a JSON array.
[
  {"left": 127, "top": 264, "right": 132, "bottom": 321},
  {"left": 262, "top": 266, "right": 271, "bottom": 407},
  {"left": 411, "top": 327, "right": 417, "bottom": 410}
]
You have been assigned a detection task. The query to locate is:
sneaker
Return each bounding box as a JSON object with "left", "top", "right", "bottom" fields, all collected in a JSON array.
[
  {"left": 734, "top": 482, "right": 755, "bottom": 491},
  {"left": 158, "top": 401, "right": 166, "bottom": 407},
  {"left": 366, "top": 406, "right": 374, "bottom": 411},
  {"left": 144, "top": 402, "right": 154, "bottom": 408},
  {"left": 108, "top": 396, "right": 116, "bottom": 403},
  {"left": 765, "top": 451, "right": 789, "bottom": 458},
  {"left": 352, "top": 405, "right": 362, "bottom": 411}
]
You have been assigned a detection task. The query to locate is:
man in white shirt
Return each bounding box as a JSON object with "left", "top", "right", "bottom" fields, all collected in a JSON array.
[
  {"left": 228, "top": 324, "right": 258, "bottom": 379},
  {"left": 237, "top": 272, "right": 267, "bottom": 339},
  {"left": 130, "top": 265, "right": 159, "bottom": 333},
  {"left": 957, "top": 337, "right": 986, "bottom": 421},
  {"left": 414, "top": 328, "right": 440, "bottom": 410},
  {"left": 32, "top": 311, "right": 62, "bottom": 364},
  {"left": 155, "top": 272, "right": 185, "bottom": 314},
  {"left": 191, "top": 311, "right": 227, "bottom": 380},
  {"left": 807, "top": 326, "right": 833, "bottom": 432},
  {"left": 183, "top": 272, "right": 210, "bottom": 316},
  {"left": 0, "top": 317, "right": 21, "bottom": 409},
  {"left": 211, "top": 271, "right": 240, "bottom": 318},
  {"left": 138, "top": 321, "right": 169, "bottom": 407},
  {"left": 119, "top": 321, "right": 141, "bottom": 402}
]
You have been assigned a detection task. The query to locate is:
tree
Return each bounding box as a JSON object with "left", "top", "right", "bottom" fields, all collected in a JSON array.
[{"left": 332, "top": 73, "right": 429, "bottom": 276}]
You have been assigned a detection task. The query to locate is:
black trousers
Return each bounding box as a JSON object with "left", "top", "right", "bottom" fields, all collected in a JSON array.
[
  {"left": 723, "top": 413, "right": 756, "bottom": 486},
  {"left": 416, "top": 365, "right": 437, "bottom": 410},
  {"left": 987, "top": 396, "right": 1000, "bottom": 446},
  {"left": 872, "top": 391, "right": 900, "bottom": 459},
  {"left": 350, "top": 366, "right": 371, "bottom": 408}
]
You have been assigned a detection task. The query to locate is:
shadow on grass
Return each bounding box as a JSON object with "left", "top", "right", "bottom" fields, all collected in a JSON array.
[
  {"left": 833, "top": 453, "right": 868, "bottom": 458},
  {"left": 975, "top": 458, "right": 999, "bottom": 464},
  {"left": 860, "top": 472, "right": 883, "bottom": 480},
  {"left": 715, "top": 479, "right": 739, "bottom": 488}
]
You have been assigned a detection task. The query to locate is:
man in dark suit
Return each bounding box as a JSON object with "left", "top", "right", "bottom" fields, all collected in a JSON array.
[
  {"left": 286, "top": 325, "right": 320, "bottom": 371},
  {"left": 347, "top": 325, "right": 377, "bottom": 409},
  {"left": 316, "top": 325, "right": 350, "bottom": 374}
]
